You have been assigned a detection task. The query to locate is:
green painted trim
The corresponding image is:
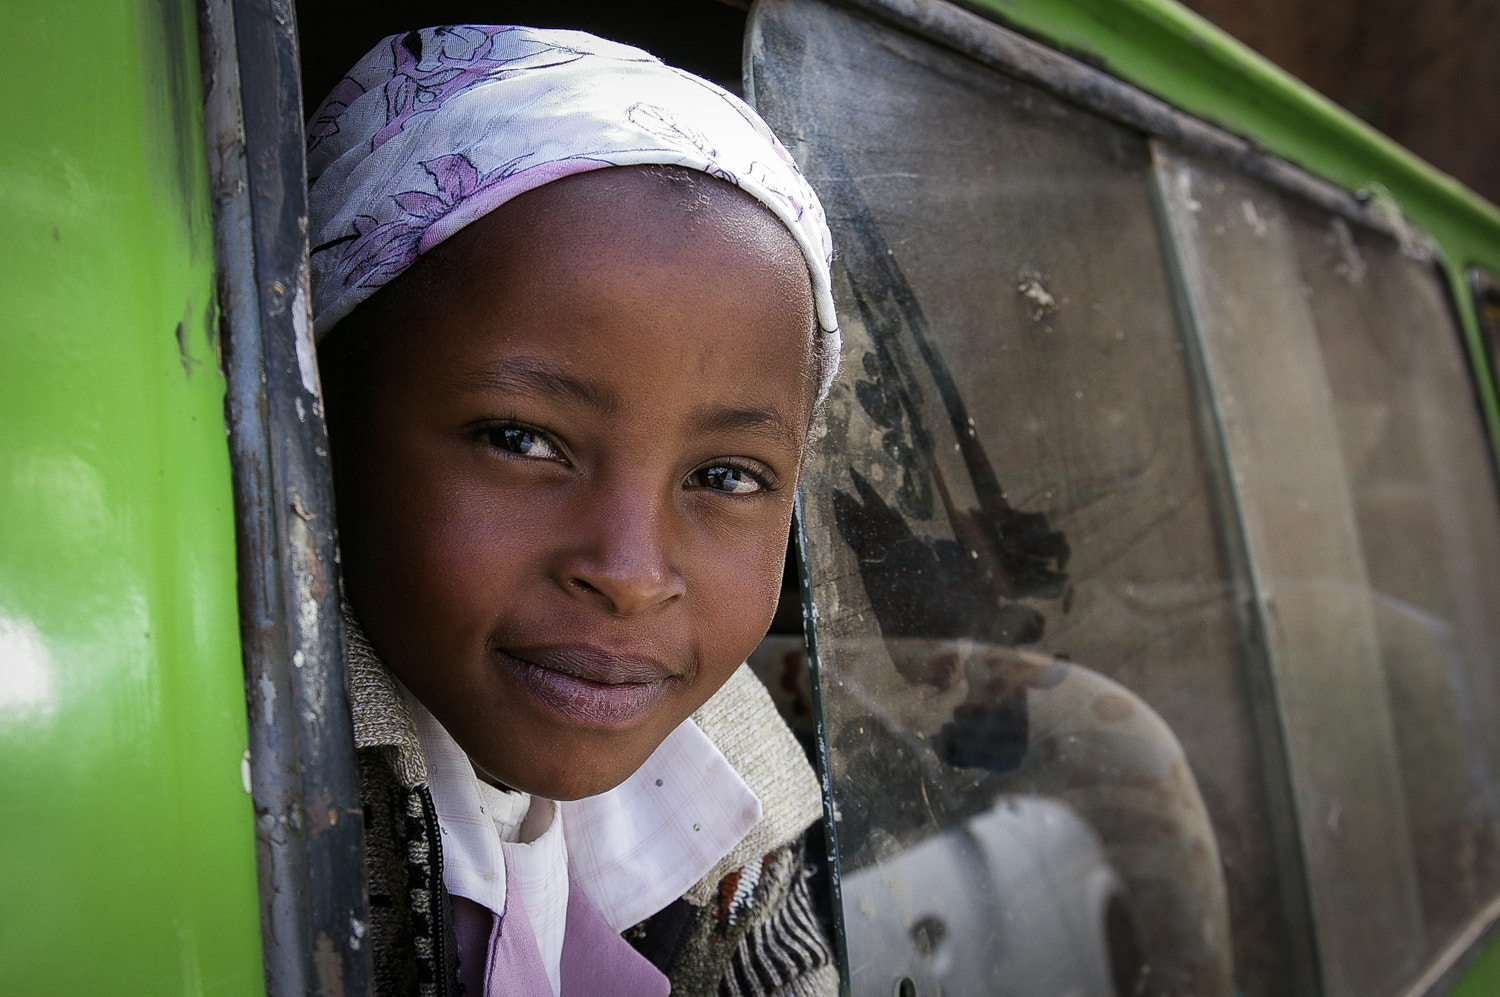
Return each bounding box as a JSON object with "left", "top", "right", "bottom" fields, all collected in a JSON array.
[
  {"left": 955, "top": 0, "right": 1500, "bottom": 518},
  {"left": 961, "top": 0, "right": 1500, "bottom": 247},
  {"left": 1447, "top": 928, "right": 1500, "bottom": 997}
]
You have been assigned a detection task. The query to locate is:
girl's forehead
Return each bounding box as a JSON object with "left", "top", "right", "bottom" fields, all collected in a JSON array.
[
  {"left": 424, "top": 169, "right": 815, "bottom": 334},
  {"left": 324, "top": 172, "right": 807, "bottom": 411},
  {"left": 367, "top": 171, "right": 820, "bottom": 429},
  {"left": 516, "top": 169, "right": 809, "bottom": 276}
]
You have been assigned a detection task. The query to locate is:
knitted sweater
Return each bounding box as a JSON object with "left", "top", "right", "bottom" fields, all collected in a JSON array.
[{"left": 345, "top": 622, "right": 840, "bottom": 996}]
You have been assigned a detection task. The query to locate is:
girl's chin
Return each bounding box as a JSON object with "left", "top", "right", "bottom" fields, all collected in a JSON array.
[{"left": 471, "top": 741, "right": 659, "bottom": 802}]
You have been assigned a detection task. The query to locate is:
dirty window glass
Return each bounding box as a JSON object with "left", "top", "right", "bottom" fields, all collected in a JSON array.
[
  {"left": 751, "top": 2, "right": 1305, "bottom": 994},
  {"left": 1156, "top": 147, "right": 1500, "bottom": 995},
  {"left": 1300, "top": 218, "right": 1500, "bottom": 977}
]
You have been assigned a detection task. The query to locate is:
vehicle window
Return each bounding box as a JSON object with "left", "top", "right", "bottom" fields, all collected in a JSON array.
[
  {"left": 1300, "top": 220, "right": 1500, "bottom": 973},
  {"left": 751, "top": 1, "right": 1500, "bottom": 995},
  {"left": 751, "top": 2, "right": 1299, "bottom": 994},
  {"left": 1157, "top": 147, "right": 1500, "bottom": 993}
]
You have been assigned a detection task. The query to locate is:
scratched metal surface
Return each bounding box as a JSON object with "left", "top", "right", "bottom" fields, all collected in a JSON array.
[{"left": 203, "top": 0, "right": 371, "bottom": 992}]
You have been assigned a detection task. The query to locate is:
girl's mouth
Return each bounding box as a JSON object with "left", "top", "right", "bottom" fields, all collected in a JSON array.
[{"left": 495, "top": 645, "right": 673, "bottom": 728}]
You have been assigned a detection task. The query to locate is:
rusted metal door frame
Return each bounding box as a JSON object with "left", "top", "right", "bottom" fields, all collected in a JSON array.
[{"left": 199, "top": 0, "right": 370, "bottom": 992}]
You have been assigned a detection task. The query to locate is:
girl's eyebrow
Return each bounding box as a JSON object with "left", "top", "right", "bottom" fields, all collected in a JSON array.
[
  {"left": 457, "top": 357, "right": 621, "bottom": 416},
  {"left": 688, "top": 403, "right": 804, "bottom": 449},
  {"left": 458, "top": 356, "right": 802, "bottom": 448}
]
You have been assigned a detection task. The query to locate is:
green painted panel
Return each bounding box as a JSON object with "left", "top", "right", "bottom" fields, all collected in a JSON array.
[
  {"left": 0, "top": 1, "right": 263, "bottom": 993},
  {"left": 1448, "top": 930, "right": 1500, "bottom": 997}
]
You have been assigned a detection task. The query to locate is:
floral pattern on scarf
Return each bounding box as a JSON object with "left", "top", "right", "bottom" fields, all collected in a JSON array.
[{"left": 306, "top": 24, "right": 840, "bottom": 401}]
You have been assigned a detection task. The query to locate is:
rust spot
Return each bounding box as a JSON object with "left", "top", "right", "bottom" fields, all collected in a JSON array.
[
  {"left": 311, "top": 932, "right": 347, "bottom": 997},
  {"left": 289, "top": 496, "right": 332, "bottom": 604},
  {"left": 306, "top": 786, "right": 336, "bottom": 834},
  {"left": 305, "top": 539, "right": 330, "bottom": 604}
]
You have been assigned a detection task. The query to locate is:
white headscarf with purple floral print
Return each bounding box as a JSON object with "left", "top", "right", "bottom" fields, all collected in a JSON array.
[{"left": 306, "top": 24, "right": 840, "bottom": 401}]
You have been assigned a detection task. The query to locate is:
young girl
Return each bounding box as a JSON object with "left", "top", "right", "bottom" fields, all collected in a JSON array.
[{"left": 307, "top": 25, "right": 841, "bottom": 997}]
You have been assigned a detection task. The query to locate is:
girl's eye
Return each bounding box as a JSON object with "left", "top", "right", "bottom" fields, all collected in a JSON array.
[
  {"left": 690, "top": 464, "right": 768, "bottom": 496},
  {"left": 484, "top": 425, "right": 563, "bottom": 462}
]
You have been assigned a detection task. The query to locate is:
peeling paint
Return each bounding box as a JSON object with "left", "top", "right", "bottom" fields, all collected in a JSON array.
[
  {"left": 311, "top": 933, "right": 347, "bottom": 997},
  {"left": 1016, "top": 270, "right": 1058, "bottom": 320},
  {"left": 174, "top": 319, "right": 198, "bottom": 376},
  {"left": 1329, "top": 217, "right": 1368, "bottom": 284},
  {"left": 257, "top": 671, "right": 276, "bottom": 720},
  {"left": 292, "top": 277, "right": 318, "bottom": 395},
  {"left": 1241, "top": 198, "right": 1267, "bottom": 236},
  {"left": 1355, "top": 182, "right": 1435, "bottom": 259}
]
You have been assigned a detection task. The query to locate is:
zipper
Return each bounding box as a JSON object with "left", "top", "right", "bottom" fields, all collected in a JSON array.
[{"left": 416, "top": 785, "right": 455, "bottom": 997}]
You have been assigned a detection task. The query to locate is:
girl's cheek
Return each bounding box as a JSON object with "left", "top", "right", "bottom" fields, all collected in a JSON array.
[{"left": 723, "top": 525, "right": 792, "bottom": 624}]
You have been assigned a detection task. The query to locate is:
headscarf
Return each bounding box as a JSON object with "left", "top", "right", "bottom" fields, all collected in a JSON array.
[{"left": 306, "top": 25, "right": 840, "bottom": 401}]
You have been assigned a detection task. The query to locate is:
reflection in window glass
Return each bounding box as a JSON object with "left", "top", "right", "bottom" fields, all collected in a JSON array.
[
  {"left": 1294, "top": 203, "right": 1500, "bottom": 966},
  {"left": 751, "top": 2, "right": 1305, "bottom": 994},
  {"left": 1156, "top": 148, "right": 1500, "bottom": 995}
]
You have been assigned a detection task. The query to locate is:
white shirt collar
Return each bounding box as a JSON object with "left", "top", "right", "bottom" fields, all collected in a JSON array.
[
  {"left": 404, "top": 690, "right": 762, "bottom": 932},
  {"left": 563, "top": 716, "right": 763, "bottom": 930},
  {"left": 406, "top": 694, "right": 514, "bottom": 914}
]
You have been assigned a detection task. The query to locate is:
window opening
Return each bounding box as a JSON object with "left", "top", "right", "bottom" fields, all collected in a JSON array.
[{"left": 297, "top": 0, "right": 748, "bottom": 103}]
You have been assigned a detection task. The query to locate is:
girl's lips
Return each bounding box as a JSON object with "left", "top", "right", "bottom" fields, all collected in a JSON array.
[{"left": 496, "top": 646, "right": 673, "bottom": 728}]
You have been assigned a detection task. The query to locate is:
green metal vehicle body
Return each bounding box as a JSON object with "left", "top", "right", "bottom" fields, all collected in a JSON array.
[{"left": 0, "top": 0, "right": 263, "bottom": 991}]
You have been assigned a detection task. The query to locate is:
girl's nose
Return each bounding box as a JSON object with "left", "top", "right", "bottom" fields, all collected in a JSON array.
[{"left": 560, "top": 491, "right": 685, "bottom": 617}]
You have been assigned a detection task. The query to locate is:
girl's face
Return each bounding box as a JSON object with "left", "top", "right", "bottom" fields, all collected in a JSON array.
[{"left": 328, "top": 168, "right": 818, "bottom": 800}]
